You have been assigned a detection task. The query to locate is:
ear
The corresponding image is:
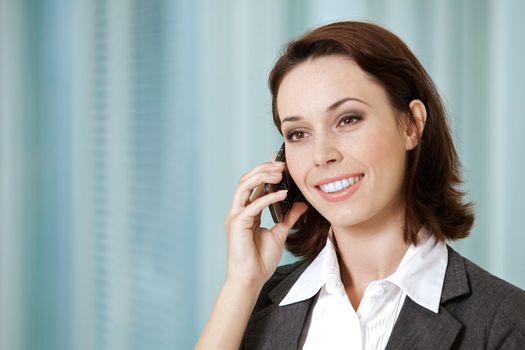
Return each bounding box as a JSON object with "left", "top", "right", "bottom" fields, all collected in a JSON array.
[{"left": 404, "top": 99, "right": 427, "bottom": 150}]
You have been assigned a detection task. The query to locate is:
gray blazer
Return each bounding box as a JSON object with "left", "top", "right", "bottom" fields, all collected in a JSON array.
[{"left": 240, "top": 246, "right": 525, "bottom": 349}]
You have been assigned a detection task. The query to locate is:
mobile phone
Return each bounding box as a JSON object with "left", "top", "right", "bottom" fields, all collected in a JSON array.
[{"left": 264, "top": 143, "right": 303, "bottom": 223}]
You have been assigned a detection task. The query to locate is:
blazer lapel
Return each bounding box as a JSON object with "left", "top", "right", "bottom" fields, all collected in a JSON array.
[
  {"left": 243, "top": 260, "right": 316, "bottom": 350},
  {"left": 385, "top": 297, "right": 463, "bottom": 349},
  {"left": 386, "top": 246, "right": 471, "bottom": 349},
  {"left": 244, "top": 297, "right": 316, "bottom": 349}
]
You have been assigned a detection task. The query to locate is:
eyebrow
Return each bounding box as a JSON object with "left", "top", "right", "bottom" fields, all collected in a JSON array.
[{"left": 280, "top": 97, "right": 370, "bottom": 124}]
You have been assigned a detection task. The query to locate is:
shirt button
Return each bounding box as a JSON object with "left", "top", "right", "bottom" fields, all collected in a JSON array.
[
  {"left": 326, "top": 280, "right": 344, "bottom": 295},
  {"left": 374, "top": 286, "right": 385, "bottom": 296},
  {"left": 325, "top": 281, "right": 338, "bottom": 294}
]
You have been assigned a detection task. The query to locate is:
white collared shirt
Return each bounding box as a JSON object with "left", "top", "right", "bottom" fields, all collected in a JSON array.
[{"left": 279, "top": 226, "right": 448, "bottom": 350}]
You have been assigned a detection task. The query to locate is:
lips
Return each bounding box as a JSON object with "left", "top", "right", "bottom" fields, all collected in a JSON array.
[
  {"left": 318, "top": 174, "right": 364, "bottom": 193},
  {"left": 313, "top": 173, "right": 364, "bottom": 202}
]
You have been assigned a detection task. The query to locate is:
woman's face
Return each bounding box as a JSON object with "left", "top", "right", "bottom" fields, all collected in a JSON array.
[{"left": 277, "top": 55, "right": 414, "bottom": 230}]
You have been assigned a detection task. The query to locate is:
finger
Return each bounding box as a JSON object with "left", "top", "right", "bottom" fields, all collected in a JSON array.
[
  {"left": 230, "top": 169, "right": 284, "bottom": 213},
  {"left": 251, "top": 209, "right": 262, "bottom": 230},
  {"left": 229, "top": 191, "right": 287, "bottom": 239},
  {"left": 248, "top": 186, "right": 268, "bottom": 228},
  {"left": 238, "top": 190, "right": 289, "bottom": 225},
  {"left": 271, "top": 202, "right": 309, "bottom": 245},
  {"left": 236, "top": 170, "right": 282, "bottom": 210},
  {"left": 239, "top": 160, "right": 285, "bottom": 182}
]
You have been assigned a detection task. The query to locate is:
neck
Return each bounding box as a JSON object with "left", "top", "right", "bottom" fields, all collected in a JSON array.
[{"left": 331, "top": 204, "right": 411, "bottom": 309}]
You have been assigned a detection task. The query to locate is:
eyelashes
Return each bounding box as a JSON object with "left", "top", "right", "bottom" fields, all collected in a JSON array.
[
  {"left": 284, "top": 114, "right": 363, "bottom": 142},
  {"left": 285, "top": 130, "right": 305, "bottom": 142},
  {"left": 339, "top": 114, "right": 362, "bottom": 126}
]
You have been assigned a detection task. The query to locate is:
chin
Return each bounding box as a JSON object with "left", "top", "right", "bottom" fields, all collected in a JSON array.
[{"left": 321, "top": 207, "right": 369, "bottom": 228}]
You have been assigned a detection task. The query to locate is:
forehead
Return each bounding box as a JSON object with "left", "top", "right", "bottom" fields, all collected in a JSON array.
[{"left": 276, "top": 55, "right": 388, "bottom": 118}]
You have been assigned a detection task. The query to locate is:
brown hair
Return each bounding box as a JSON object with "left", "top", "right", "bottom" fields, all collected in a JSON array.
[{"left": 269, "top": 21, "right": 475, "bottom": 262}]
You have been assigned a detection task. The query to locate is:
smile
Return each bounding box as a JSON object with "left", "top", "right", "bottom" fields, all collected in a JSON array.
[
  {"left": 318, "top": 175, "right": 364, "bottom": 193},
  {"left": 314, "top": 174, "right": 364, "bottom": 202}
]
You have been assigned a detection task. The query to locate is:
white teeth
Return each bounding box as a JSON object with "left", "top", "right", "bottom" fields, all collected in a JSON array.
[{"left": 319, "top": 175, "right": 363, "bottom": 193}]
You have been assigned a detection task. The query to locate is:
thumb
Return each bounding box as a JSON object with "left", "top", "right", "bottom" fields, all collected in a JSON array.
[{"left": 272, "top": 202, "right": 309, "bottom": 244}]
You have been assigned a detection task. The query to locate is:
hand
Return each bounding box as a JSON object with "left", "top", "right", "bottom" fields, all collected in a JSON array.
[{"left": 224, "top": 157, "right": 308, "bottom": 289}]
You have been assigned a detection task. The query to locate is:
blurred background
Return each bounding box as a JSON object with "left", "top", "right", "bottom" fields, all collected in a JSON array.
[{"left": 1, "top": 0, "right": 524, "bottom": 349}]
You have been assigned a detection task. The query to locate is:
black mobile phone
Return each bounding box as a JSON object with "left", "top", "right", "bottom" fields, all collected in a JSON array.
[{"left": 264, "top": 143, "right": 303, "bottom": 223}]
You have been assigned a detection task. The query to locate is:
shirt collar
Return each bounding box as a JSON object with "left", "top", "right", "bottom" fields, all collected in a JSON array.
[
  {"left": 279, "top": 226, "right": 448, "bottom": 314},
  {"left": 278, "top": 233, "right": 341, "bottom": 307}
]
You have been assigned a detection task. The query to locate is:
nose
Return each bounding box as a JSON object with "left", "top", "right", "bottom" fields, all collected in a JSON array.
[{"left": 313, "top": 134, "right": 343, "bottom": 167}]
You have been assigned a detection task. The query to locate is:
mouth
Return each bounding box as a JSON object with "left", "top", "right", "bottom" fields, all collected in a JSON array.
[
  {"left": 317, "top": 174, "right": 364, "bottom": 193},
  {"left": 314, "top": 174, "right": 364, "bottom": 202}
]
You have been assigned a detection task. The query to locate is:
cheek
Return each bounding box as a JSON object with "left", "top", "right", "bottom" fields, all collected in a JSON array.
[
  {"left": 371, "top": 141, "right": 407, "bottom": 189},
  {"left": 341, "top": 131, "right": 387, "bottom": 162},
  {"left": 286, "top": 153, "right": 305, "bottom": 185},
  {"left": 286, "top": 152, "right": 314, "bottom": 201},
  {"left": 349, "top": 128, "right": 407, "bottom": 174}
]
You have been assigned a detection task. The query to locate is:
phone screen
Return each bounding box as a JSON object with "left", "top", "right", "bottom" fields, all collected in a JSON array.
[{"left": 264, "top": 143, "right": 303, "bottom": 223}]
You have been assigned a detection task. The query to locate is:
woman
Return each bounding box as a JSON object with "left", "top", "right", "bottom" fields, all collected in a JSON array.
[{"left": 196, "top": 21, "right": 525, "bottom": 349}]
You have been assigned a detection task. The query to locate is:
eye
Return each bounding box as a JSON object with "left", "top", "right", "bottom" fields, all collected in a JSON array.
[
  {"left": 338, "top": 114, "right": 362, "bottom": 126},
  {"left": 285, "top": 130, "right": 308, "bottom": 142}
]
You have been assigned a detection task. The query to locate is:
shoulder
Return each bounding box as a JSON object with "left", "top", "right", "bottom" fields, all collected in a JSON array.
[
  {"left": 457, "top": 247, "right": 525, "bottom": 307},
  {"left": 446, "top": 246, "right": 524, "bottom": 298},
  {"left": 463, "top": 250, "right": 525, "bottom": 326},
  {"left": 445, "top": 247, "right": 525, "bottom": 347},
  {"left": 240, "top": 260, "right": 312, "bottom": 349}
]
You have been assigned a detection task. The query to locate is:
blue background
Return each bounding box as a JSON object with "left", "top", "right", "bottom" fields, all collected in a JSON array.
[{"left": 1, "top": 0, "right": 524, "bottom": 349}]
